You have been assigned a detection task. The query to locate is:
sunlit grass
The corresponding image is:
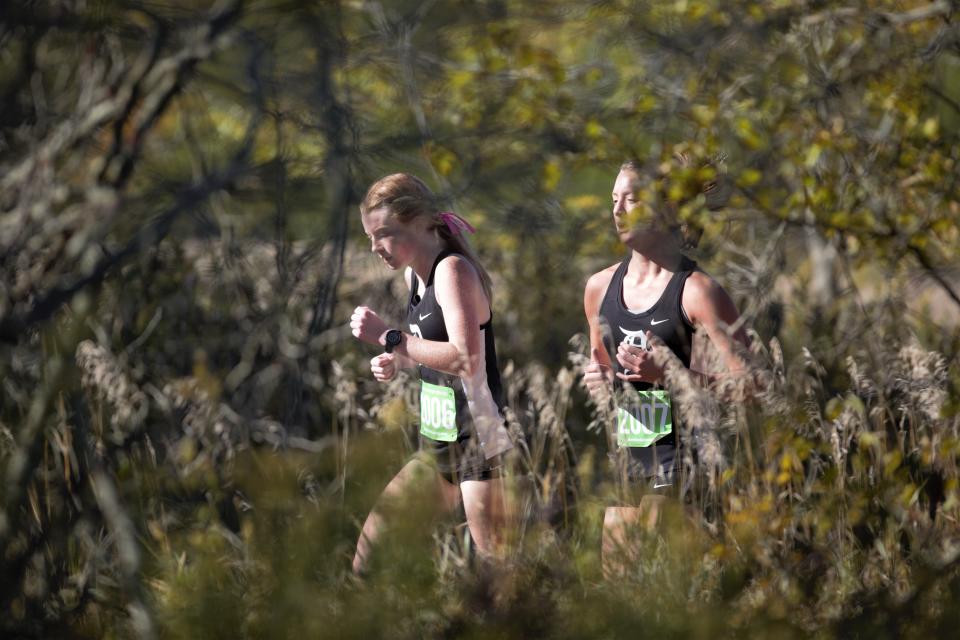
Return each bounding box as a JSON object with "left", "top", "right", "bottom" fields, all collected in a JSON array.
[{"left": 138, "top": 322, "right": 960, "bottom": 638}]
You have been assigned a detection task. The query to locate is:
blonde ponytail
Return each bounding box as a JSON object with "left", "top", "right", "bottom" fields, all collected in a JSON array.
[
  {"left": 435, "top": 220, "right": 493, "bottom": 303},
  {"left": 360, "top": 173, "right": 494, "bottom": 303}
]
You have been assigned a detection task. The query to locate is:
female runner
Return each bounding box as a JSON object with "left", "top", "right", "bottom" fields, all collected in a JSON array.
[
  {"left": 582, "top": 155, "right": 749, "bottom": 575},
  {"left": 350, "top": 173, "right": 513, "bottom": 575}
]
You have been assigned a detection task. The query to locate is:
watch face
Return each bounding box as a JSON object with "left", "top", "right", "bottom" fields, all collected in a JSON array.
[{"left": 386, "top": 330, "right": 402, "bottom": 348}]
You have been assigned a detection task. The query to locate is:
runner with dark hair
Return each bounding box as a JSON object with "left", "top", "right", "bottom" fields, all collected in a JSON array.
[{"left": 582, "top": 152, "right": 748, "bottom": 576}]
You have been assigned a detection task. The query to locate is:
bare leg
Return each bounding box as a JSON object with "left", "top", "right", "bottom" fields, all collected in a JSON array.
[
  {"left": 460, "top": 477, "right": 512, "bottom": 562},
  {"left": 601, "top": 495, "right": 666, "bottom": 579},
  {"left": 353, "top": 458, "right": 460, "bottom": 575}
]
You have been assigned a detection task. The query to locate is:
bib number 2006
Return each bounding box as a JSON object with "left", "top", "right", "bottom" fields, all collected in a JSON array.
[
  {"left": 419, "top": 381, "right": 457, "bottom": 442},
  {"left": 616, "top": 390, "right": 672, "bottom": 448}
]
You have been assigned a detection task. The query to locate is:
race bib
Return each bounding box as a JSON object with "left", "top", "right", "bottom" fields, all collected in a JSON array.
[
  {"left": 616, "top": 389, "right": 672, "bottom": 448},
  {"left": 419, "top": 381, "right": 457, "bottom": 442}
]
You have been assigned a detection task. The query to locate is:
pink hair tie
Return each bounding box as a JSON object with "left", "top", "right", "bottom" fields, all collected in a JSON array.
[{"left": 438, "top": 211, "right": 476, "bottom": 236}]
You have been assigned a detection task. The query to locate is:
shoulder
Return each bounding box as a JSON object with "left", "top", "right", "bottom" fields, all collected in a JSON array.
[
  {"left": 683, "top": 270, "right": 720, "bottom": 297},
  {"left": 435, "top": 253, "right": 479, "bottom": 278},
  {"left": 433, "top": 254, "right": 488, "bottom": 315},
  {"left": 585, "top": 263, "right": 619, "bottom": 295},
  {"left": 433, "top": 254, "right": 482, "bottom": 291},
  {"left": 584, "top": 262, "right": 620, "bottom": 310},
  {"left": 681, "top": 270, "right": 738, "bottom": 325}
]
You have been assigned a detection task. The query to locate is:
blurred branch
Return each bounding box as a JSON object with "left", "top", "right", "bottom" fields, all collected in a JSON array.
[
  {"left": 0, "top": 0, "right": 257, "bottom": 344},
  {"left": 0, "top": 356, "right": 66, "bottom": 543},
  {"left": 911, "top": 245, "right": 960, "bottom": 310},
  {"left": 0, "top": 3, "right": 117, "bottom": 32},
  {"left": 286, "top": 2, "right": 360, "bottom": 429},
  {"left": 881, "top": 0, "right": 953, "bottom": 26},
  {"left": 97, "top": 1, "right": 242, "bottom": 189},
  {"left": 802, "top": 1, "right": 953, "bottom": 26},
  {"left": 0, "top": 0, "right": 239, "bottom": 196},
  {"left": 923, "top": 81, "right": 960, "bottom": 117},
  {"left": 91, "top": 469, "right": 157, "bottom": 640},
  {"left": 250, "top": 429, "right": 336, "bottom": 453},
  {"left": 304, "top": 2, "right": 358, "bottom": 341},
  {"left": 0, "top": 139, "right": 258, "bottom": 344},
  {"left": 0, "top": 23, "right": 41, "bottom": 129}
]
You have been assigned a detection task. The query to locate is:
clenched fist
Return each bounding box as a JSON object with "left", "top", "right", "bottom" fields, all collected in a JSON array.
[
  {"left": 582, "top": 347, "right": 614, "bottom": 403},
  {"left": 350, "top": 306, "right": 388, "bottom": 346},
  {"left": 614, "top": 331, "right": 665, "bottom": 384},
  {"left": 370, "top": 353, "right": 398, "bottom": 382}
]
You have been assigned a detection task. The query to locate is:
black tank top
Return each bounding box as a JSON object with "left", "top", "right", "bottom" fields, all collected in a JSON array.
[
  {"left": 598, "top": 255, "right": 697, "bottom": 476},
  {"left": 405, "top": 250, "right": 507, "bottom": 453}
]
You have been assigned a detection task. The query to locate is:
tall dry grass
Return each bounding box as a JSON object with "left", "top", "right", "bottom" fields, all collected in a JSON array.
[{"left": 4, "top": 236, "right": 959, "bottom": 638}]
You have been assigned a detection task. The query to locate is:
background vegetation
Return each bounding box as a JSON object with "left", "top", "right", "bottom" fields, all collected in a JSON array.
[{"left": 1, "top": 0, "right": 959, "bottom": 637}]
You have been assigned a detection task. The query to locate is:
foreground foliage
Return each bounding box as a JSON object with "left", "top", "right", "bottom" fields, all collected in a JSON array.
[{"left": 1, "top": 0, "right": 959, "bottom": 637}]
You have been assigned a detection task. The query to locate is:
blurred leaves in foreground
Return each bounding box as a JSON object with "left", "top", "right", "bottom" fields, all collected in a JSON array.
[{"left": 1, "top": 0, "right": 959, "bottom": 637}]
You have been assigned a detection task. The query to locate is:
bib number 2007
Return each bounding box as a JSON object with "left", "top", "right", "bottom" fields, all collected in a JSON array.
[
  {"left": 419, "top": 381, "right": 457, "bottom": 442},
  {"left": 616, "top": 390, "right": 672, "bottom": 448}
]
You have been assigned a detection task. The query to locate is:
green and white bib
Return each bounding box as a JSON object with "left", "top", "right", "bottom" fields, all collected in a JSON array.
[
  {"left": 419, "top": 380, "right": 458, "bottom": 442},
  {"left": 616, "top": 389, "right": 673, "bottom": 448}
]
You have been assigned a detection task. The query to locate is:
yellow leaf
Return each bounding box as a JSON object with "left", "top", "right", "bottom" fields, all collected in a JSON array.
[
  {"left": 737, "top": 168, "right": 762, "bottom": 187},
  {"left": 829, "top": 211, "right": 849, "bottom": 228},
  {"left": 735, "top": 117, "right": 765, "bottom": 150},
  {"left": 378, "top": 397, "right": 409, "bottom": 431},
  {"left": 691, "top": 104, "right": 715, "bottom": 126},
  {"left": 429, "top": 146, "right": 457, "bottom": 177},
  {"left": 844, "top": 394, "right": 865, "bottom": 416},
  {"left": 542, "top": 160, "right": 561, "bottom": 192},
  {"left": 635, "top": 95, "right": 658, "bottom": 113},
  {"left": 565, "top": 194, "right": 602, "bottom": 210},
  {"left": 909, "top": 233, "right": 928, "bottom": 249},
  {"left": 825, "top": 397, "right": 843, "bottom": 420},
  {"left": 883, "top": 450, "right": 902, "bottom": 476},
  {"left": 859, "top": 431, "right": 881, "bottom": 449},
  {"left": 780, "top": 452, "right": 793, "bottom": 471}
]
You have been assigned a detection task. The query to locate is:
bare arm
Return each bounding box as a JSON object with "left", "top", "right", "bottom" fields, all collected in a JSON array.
[
  {"left": 614, "top": 271, "right": 750, "bottom": 392},
  {"left": 681, "top": 271, "right": 749, "bottom": 385},
  {"left": 388, "top": 268, "right": 417, "bottom": 370},
  {"left": 398, "top": 255, "right": 488, "bottom": 377},
  {"left": 582, "top": 268, "right": 616, "bottom": 400},
  {"left": 352, "top": 257, "right": 487, "bottom": 378}
]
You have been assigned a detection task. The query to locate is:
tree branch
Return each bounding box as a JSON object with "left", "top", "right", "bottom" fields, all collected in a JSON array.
[{"left": 911, "top": 245, "right": 960, "bottom": 310}]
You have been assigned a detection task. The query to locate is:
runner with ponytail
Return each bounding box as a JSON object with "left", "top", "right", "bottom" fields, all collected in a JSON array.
[
  {"left": 581, "top": 150, "right": 750, "bottom": 577},
  {"left": 350, "top": 173, "right": 512, "bottom": 575}
]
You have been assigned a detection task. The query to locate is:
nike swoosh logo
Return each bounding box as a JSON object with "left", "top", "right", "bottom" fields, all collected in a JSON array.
[
  {"left": 650, "top": 318, "right": 668, "bottom": 325},
  {"left": 419, "top": 312, "right": 432, "bottom": 321}
]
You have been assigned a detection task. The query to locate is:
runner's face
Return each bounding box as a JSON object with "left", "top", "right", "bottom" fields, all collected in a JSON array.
[
  {"left": 362, "top": 207, "right": 420, "bottom": 270},
  {"left": 611, "top": 169, "right": 664, "bottom": 241}
]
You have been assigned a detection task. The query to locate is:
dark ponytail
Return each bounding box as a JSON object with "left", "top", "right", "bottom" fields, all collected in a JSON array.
[{"left": 619, "top": 147, "right": 730, "bottom": 249}]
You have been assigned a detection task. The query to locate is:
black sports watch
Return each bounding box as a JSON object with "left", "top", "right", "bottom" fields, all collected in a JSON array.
[{"left": 383, "top": 329, "right": 403, "bottom": 353}]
